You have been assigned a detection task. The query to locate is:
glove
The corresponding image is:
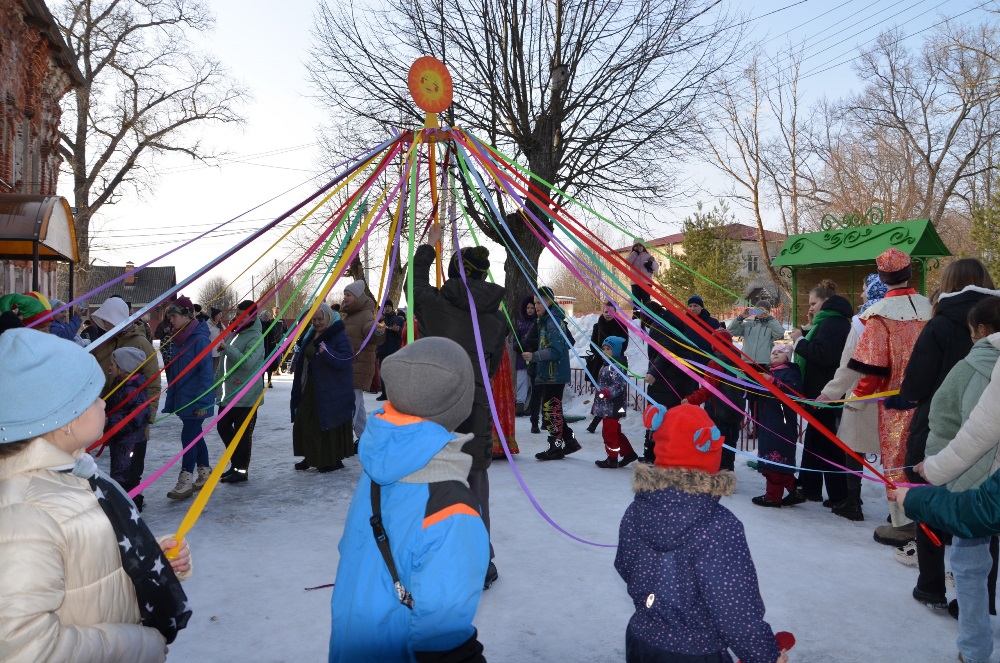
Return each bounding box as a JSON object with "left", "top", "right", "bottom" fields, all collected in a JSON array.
[
  {"left": 597, "top": 389, "right": 611, "bottom": 399},
  {"left": 884, "top": 395, "right": 917, "bottom": 411},
  {"left": 643, "top": 258, "right": 654, "bottom": 270}
]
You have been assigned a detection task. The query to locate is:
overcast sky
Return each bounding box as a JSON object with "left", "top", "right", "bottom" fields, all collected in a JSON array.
[{"left": 61, "top": 0, "right": 997, "bottom": 305}]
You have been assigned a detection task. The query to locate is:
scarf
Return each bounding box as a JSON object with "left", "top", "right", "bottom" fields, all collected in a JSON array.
[
  {"left": 794, "top": 307, "right": 847, "bottom": 378},
  {"left": 70, "top": 454, "right": 191, "bottom": 643}
]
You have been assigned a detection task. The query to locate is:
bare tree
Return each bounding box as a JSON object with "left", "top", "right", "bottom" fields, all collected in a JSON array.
[
  {"left": 835, "top": 24, "right": 1000, "bottom": 224},
  {"left": 55, "top": 0, "right": 249, "bottom": 286},
  {"left": 696, "top": 52, "right": 790, "bottom": 300},
  {"left": 308, "top": 0, "right": 741, "bottom": 315},
  {"left": 196, "top": 275, "right": 237, "bottom": 315}
]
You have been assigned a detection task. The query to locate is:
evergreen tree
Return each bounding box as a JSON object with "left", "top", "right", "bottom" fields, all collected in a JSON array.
[{"left": 658, "top": 202, "right": 747, "bottom": 316}]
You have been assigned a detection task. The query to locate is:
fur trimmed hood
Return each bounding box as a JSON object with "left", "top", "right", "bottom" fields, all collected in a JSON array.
[
  {"left": 629, "top": 464, "right": 737, "bottom": 552},
  {"left": 632, "top": 463, "right": 736, "bottom": 497}
]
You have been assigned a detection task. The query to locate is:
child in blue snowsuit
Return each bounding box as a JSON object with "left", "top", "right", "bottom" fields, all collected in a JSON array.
[
  {"left": 329, "top": 337, "right": 489, "bottom": 663},
  {"left": 592, "top": 336, "right": 638, "bottom": 468}
]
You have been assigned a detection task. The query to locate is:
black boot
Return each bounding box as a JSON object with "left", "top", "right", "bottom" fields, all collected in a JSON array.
[
  {"left": 484, "top": 562, "right": 499, "bottom": 589},
  {"left": 642, "top": 429, "right": 655, "bottom": 465},
  {"left": 832, "top": 473, "right": 865, "bottom": 521},
  {"left": 530, "top": 421, "right": 541, "bottom": 434},
  {"left": 586, "top": 417, "right": 599, "bottom": 434},
  {"left": 535, "top": 437, "right": 565, "bottom": 461}
]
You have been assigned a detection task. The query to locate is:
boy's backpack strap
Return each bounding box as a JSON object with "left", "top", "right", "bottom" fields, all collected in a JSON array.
[{"left": 370, "top": 481, "right": 415, "bottom": 609}]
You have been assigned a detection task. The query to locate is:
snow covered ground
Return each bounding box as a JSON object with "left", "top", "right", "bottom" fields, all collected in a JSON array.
[{"left": 124, "top": 334, "right": 990, "bottom": 662}]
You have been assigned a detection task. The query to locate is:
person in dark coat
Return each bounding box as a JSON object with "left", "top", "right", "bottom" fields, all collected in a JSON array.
[
  {"left": 514, "top": 295, "right": 537, "bottom": 415},
  {"left": 617, "top": 403, "right": 785, "bottom": 663},
  {"left": 162, "top": 296, "right": 215, "bottom": 501},
  {"left": 683, "top": 329, "right": 746, "bottom": 472},
  {"left": 787, "top": 281, "right": 852, "bottom": 508},
  {"left": 896, "top": 258, "right": 998, "bottom": 611},
  {"left": 375, "top": 301, "right": 405, "bottom": 401},
  {"left": 687, "top": 294, "right": 722, "bottom": 330},
  {"left": 104, "top": 347, "right": 152, "bottom": 511},
  {"left": 752, "top": 345, "right": 803, "bottom": 508},
  {"left": 413, "top": 226, "right": 506, "bottom": 588},
  {"left": 290, "top": 303, "right": 356, "bottom": 473},
  {"left": 641, "top": 299, "right": 713, "bottom": 463},
  {"left": 585, "top": 302, "right": 631, "bottom": 435},
  {"left": 260, "top": 309, "right": 287, "bottom": 387}
]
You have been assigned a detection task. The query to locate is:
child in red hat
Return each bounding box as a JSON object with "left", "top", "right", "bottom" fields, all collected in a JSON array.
[{"left": 616, "top": 403, "right": 788, "bottom": 663}]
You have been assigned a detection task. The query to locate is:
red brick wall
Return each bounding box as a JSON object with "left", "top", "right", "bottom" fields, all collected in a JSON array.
[{"left": 0, "top": 1, "right": 75, "bottom": 195}]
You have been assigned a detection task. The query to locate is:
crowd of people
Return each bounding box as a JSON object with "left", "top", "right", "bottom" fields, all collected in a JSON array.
[{"left": 5, "top": 237, "right": 1000, "bottom": 662}]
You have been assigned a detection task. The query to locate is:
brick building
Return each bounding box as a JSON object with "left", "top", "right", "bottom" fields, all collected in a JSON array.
[{"left": 0, "top": 0, "right": 84, "bottom": 296}]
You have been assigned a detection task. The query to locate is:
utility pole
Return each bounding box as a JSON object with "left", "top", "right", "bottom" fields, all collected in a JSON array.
[{"left": 274, "top": 259, "right": 280, "bottom": 312}]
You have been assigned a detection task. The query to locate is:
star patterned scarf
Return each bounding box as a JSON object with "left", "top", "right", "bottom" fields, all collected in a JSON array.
[{"left": 70, "top": 454, "right": 192, "bottom": 644}]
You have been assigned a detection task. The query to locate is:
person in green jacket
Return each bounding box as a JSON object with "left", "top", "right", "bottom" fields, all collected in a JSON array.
[
  {"left": 216, "top": 300, "right": 265, "bottom": 483},
  {"left": 726, "top": 299, "right": 785, "bottom": 368}
]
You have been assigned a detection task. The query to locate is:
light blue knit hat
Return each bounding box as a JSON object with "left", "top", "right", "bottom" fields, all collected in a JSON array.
[{"left": 0, "top": 328, "right": 105, "bottom": 443}]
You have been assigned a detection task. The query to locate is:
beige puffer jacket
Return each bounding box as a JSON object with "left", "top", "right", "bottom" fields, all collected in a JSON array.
[
  {"left": 0, "top": 439, "right": 166, "bottom": 662},
  {"left": 819, "top": 320, "right": 879, "bottom": 455},
  {"left": 341, "top": 292, "right": 385, "bottom": 390}
]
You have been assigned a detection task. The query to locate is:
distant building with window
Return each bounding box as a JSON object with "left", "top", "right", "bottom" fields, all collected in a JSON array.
[
  {"left": 83, "top": 262, "right": 177, "bottom": 325},
  {"left": 618, "top": 223, "right": 787, "bottom": 304}
]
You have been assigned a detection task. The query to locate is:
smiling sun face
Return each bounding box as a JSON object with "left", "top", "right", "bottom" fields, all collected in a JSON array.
[{"left": 408, "top": 56, "right": 453, "bottom": 113}]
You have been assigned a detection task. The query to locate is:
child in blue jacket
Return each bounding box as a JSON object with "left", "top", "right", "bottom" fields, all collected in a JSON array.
[
  {"left": 330, "top": 337, "right": 489, "bottom": 663},
  {"left": 592, "top": 336, "right": 638, "bottom": 468}
]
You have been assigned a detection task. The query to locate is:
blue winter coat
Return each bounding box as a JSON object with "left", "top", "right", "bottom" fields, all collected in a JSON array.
[
  {"left": 163, "top": 320, "right": 215, "bottom": 420},
  {"left": 756, "top": 364, "right": 802, "bottom": 475},
  {"left": 290, "top": 320, "right": 355, "bottom": 430},
  {"left": 50, "top": 313, "right": 82, "bottom": 341},
  {"left": 615, "top": 465, "right": 780, "bottom": 663},
  {"left": 329, "top": 408, "right": 490, "bottom": 663},
  {"left": 532, "top": 308, "right": 571, "bottom": 385}
]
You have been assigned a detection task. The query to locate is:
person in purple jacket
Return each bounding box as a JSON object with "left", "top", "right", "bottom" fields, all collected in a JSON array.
[{"left": 616, "top": 403, "right": 788, "bottom": 663}]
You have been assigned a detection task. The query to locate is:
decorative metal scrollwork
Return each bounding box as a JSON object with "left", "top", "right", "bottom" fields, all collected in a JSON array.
[
  {"left": 777, "top": 266, "right": 793, "bottom": 278},
  {"left": 819, "top": 206, "right": 885, "bottom": 231}
]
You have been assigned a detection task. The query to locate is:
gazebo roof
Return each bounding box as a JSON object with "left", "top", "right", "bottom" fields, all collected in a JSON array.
[
  {"left": 772, "top": 218, "right": 950, "bottom": 269},
  {"left": 0, "top": 195, "right": 78, "bottom": 262}
]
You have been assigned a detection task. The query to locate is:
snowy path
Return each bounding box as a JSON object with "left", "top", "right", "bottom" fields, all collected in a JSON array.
[{"left": 125, "top": 375, "right": 986, "bottom": 662}]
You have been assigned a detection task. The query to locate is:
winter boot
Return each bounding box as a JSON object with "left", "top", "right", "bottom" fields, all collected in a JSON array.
[
  {"left": 586, "top": 417, "right": 599, "bottom": 434},
  {"left": 781, "top": 489, "right": 807, "bottom": 506},
  {"left": 642, "top": 429, "right": 655, "bottom": 465},
  {"left": 535, "top": 437, "right": 566, "bottom": 461},
  {"left": 874, "top": 522, "right": 917, "bottom": 546},
  {"left": 619, "top": 451, "right": 639, "bottom": 467},
  {"left": 595, "top": 456, "right": 619, "bottom": 469},
  {"left": 193, "top": 465, "right": 211, "bottom": 490},
  {"left": 832, "top": 477, "right": 865, "bottom": 521},
  {"left": 563, "top": 432, "right": 582, "bottom": 455},
  {"left": 530, "top": 421, "right": 541, "bottom": 435},
  {"left": 484, "top": 562, "right": 499, "bottom": 590},
  {"left": 912, "top": 587, "right": 948, "bottom": 611},
  {"left": 167, "top": 471, "right": 195, "bottom": 500},
  {"left": 221, "top": 468, "right": 248, "bottom": 484},
  {"left": 752, "top": 495, "right": 782, "bottom": 508}
]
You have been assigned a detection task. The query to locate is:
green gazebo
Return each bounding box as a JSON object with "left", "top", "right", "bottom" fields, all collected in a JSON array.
[{"left": 772, "top": 208, "right": 951, "bottom": 326}]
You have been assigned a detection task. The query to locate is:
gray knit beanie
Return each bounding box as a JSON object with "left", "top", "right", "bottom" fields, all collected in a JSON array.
[
  {"left": 381, "top": 337, "right": 474, "bottom": 432},
  {"left": 112, "top": 346, "right": 147, "bottom": 374}
]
